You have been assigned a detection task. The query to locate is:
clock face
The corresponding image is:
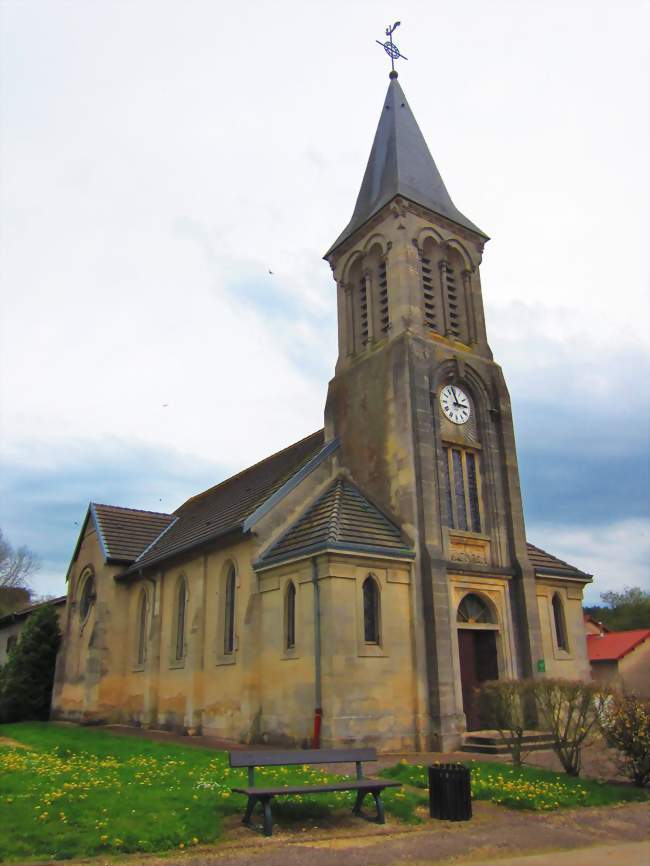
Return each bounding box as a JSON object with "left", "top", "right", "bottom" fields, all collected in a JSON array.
[{"left": 440, "top": 385, "right": 471, "bottom": 424}]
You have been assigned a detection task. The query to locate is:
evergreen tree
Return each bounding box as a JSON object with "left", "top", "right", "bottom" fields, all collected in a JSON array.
[{"left": 0, "top": 604, "right": 61, "bottom": 722}]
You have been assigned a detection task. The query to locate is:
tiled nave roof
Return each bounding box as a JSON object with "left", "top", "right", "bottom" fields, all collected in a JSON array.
[
  {"left": 122, "top": 429, "right": 326, "bottom": 573},
  {"left": 91, "top": 504, "right": 175, "bottom": 563}
]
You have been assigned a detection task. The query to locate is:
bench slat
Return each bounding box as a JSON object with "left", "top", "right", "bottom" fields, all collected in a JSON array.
[
  {"left": 229, "top": 748, "right": 377, "bottom": 768},
  {"left": 232, "top": 779, "right": 401, "bottom": 797}
]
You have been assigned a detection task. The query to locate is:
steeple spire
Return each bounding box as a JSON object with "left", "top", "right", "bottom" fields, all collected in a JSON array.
[{"left": 326, "top": 78, "right": 486, "bottom": 256}]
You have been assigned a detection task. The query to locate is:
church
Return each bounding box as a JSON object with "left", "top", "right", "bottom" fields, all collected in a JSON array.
[{"left": 52, "top": 70, "right": 592, "bottom": 751}]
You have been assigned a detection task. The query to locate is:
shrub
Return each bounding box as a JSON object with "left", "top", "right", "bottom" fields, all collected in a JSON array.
[
  {"left": 477, "top": 679, "right": 534, "bottom": 766},
  {"left": 600, "top": 693, "right": 650, "bottom": 787},
  {"left": 531, "top": 678, "right": 607, "bottom": 777},
  {"left": 0, "top": 604, "right": 61, "bottom": 722}
]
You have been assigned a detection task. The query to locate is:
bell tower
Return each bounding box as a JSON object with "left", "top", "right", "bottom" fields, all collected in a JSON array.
[{"left": 324, "top": 72, "right": 543, "bottom": 749}]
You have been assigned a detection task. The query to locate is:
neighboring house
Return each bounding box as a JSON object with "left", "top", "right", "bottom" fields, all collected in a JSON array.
[
  {"left": 584, "top": 613, "right": 610, "bottom": 636},
  {"left": 0, "top": 597, "right": 67, "bottom": 666},
  {"left": 587, "top": 628, "right": 650, "bottom": 697},
  {"left": 51, "top": 72, "right": 593, "bottom": 751}
]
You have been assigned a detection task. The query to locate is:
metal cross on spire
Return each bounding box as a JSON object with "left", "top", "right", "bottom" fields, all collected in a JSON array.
[{"left": 376, "top": 21, "right": 408, "bottom": 77}]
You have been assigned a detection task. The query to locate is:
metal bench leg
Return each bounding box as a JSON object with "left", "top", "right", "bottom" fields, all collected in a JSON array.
[
  {"left": 242, "top": 796, "right": 257, "bottom": 826},
  {"left": 371, "top": 790, "right": 385, "bottom": 824},
  {"left": 352, "top": 789, "right": 368, "bottom": 816},
  {"left": 261, "top": 797, "right": 273, "bottom": 837}
]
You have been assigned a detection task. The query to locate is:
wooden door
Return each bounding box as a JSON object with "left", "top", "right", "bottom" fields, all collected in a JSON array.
[{"left": 458, "top": 629, "right": 498, "bottom": 730}]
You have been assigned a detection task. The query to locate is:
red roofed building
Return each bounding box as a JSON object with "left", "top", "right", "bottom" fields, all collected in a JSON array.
[{"left": 587, "top": 629, "right": 650, "bottom": 697}]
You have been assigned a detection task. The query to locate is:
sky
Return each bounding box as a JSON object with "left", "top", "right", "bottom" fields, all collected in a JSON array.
[{"left": 0, "top": 0, "right": 648, "bottom": 605}]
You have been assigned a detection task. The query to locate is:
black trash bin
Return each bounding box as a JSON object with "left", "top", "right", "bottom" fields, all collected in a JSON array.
[{"left": 428, "top": 763, "right": 472, "bottom": 821}]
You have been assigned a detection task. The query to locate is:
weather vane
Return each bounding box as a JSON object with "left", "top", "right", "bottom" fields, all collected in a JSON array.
[{"left": 376, "top": 21, "right": 408, "bottom": 76}]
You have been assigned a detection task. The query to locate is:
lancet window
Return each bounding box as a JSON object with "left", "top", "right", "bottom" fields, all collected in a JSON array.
[
  {"left": 285, "top": 580, "right": 296, "bottom": 650},
  {"left": 175, "top": 577, "right": 187, "bottom": 661},
  {"left": 363, "top": 576, "right": 380, "bottom": 644},
  {"left": 443, "top": 447, "right": 482, "bottom": 533},
  {"left": 552, "top": 593, "right": 569, "bottom": 651},
  {"left": 223, "top": 565, "right": 236, "bottom": 655},
  {"left": 136, "top": 589, "right": 148, "bottom": 666}
]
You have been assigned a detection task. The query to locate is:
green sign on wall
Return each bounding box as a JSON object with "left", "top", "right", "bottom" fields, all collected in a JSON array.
[{"left": 537, "top": 659, "right": 546, "bottom": 673}]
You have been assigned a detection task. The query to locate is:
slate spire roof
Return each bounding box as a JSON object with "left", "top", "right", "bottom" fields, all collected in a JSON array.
[
  {"left": 326, "top": 76, "right": 486, "bottom": 256},
  {"left": 257, "top": 476, "right": 414, "bottom": 568}
]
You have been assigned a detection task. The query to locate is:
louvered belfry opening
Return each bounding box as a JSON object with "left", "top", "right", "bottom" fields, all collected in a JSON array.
[
  {"left": 358, "top": 275, "right": 369, "bottom": 346},
  {"left": 442, "top": 249, "right": 468, "bottom": 343},
  {"left": 378, "top": 259, "right": 389, "bottom": 334},
  {"left": 346, "top": 244, "right": 391, "bottom": 354}
]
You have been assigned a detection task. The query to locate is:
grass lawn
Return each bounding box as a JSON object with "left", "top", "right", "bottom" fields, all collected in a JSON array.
[
  {"left": 381, "top": 759, "right": 649, "bottom": 812},
  {"left": 0, "top": 722, "right": 424, "bottom": 862}
]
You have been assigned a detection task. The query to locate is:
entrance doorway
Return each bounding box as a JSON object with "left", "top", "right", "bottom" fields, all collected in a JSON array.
[
  {"left": 456, "top": 593, "right": 500, "bottom": 731},
  {"left": 458, "top": 629, "right": 499, "bottom": 730}
]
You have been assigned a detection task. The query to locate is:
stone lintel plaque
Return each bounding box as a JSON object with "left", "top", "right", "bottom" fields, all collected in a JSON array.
[{"left": 449, "top": 532, "right": 489, "bottom": 565}]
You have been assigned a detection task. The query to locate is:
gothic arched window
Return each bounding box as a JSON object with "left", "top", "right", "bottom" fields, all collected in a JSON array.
[
  {"left": 175, "top": 577, "right": 187, "bottom": 661},
  {"left": 136, "top": 589, "right": 148, "bottom": 666},
  {"left": 285, "top": 580, "right": 296, "bottom": 650},
  {"left": 363, "top": 576, "right": 380, "bottom": 644},
  {"left": 223, "top": 565, "right": 236, "bottom": 655},
  {"left": 457, "top": 593, "right": 495, "bottom": 624},
  {"left": 552, "top": 593, "right": 569, "bottom": 651},
  {"left": 79, "top": 569, "right": 95, "bottom": 622}
]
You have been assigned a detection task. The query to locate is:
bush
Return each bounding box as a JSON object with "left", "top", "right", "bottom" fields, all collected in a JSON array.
[
  {"left": 0, "top": 604, "right": 61, "bottom": 722},
  {"left": 600, "top": 693, "right": 650, "bottom": 787},
  {"left": 532, "top": 678, "right": 607, "bottom": 777},
  {"left": 477, "top": 679, "right": 534, "bottom": 766}
]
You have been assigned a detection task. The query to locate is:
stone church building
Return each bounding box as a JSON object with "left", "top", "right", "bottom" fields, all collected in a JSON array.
[{"left": 52, "top": 73, "right": 592, "bottom": 750}]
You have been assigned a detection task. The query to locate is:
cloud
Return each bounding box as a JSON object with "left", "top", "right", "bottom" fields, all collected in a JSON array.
[
  {"left": 527, "top": 519, "right": 650, "bottom": 604},
  {"left": 0, "top": 440, "right": 231, "bottom": 597}
]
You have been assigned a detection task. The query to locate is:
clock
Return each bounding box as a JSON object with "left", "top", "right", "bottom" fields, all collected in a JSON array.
[{"left": 440, "top": 385, "right": 471, "bottom": 424}]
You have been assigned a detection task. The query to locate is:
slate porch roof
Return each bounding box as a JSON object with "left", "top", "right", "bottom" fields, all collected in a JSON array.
[
  {"left": 256, "top": 476, "right": 415, "bottom": 569},
  {"left": 120, "top": 430, "right": 327, "bottom": 575},
  {"left": 526, "top": 543, "right": 592, "bottom": 581}
]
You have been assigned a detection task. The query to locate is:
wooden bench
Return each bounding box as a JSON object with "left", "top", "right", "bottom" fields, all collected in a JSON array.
[{"left": 229, "top": 748, "right": 402, "bottom": 836}]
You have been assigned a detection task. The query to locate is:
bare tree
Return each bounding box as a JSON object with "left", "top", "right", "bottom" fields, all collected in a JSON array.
[{"left": 0, "top": 528, "right": 40, "bottom": 590}]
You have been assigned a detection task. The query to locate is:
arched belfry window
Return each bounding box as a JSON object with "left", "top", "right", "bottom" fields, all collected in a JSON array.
[
  {"left": 457, "top": 593, "right": 495, "bottom": 625},
  {"left": 79, "top": 569, "right": 95, "bottom": 622},
  {"left": 363, "top": 576, "right": 380, "bottom": 644},
  {"left": 224, "top": 565, "right": 236, "bottom": 655},
  {"left": 136, "top": 589, "right": 148, "bottom": 666},
  {"left": 442, "top": 248, "right": 469, "bottom": 343},
  {"left": 285, "top": 581, "right": 296, "bottom": 650},
  {"left": 420, "top": 236, "right": 444, "bottom": 333},
  {"left": 175, "top": 577, "right": 187, "bottom": 661},
  {"left": 552, "top": 593, "right": 569, "bottom": 651},
  {"left": 346, "top": 245, "right": 389, "bottom": 353}
]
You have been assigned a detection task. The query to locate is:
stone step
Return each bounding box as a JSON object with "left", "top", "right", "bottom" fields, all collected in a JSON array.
[{"left": 461, "top": 730, "right": 554, "bottom": 755}]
